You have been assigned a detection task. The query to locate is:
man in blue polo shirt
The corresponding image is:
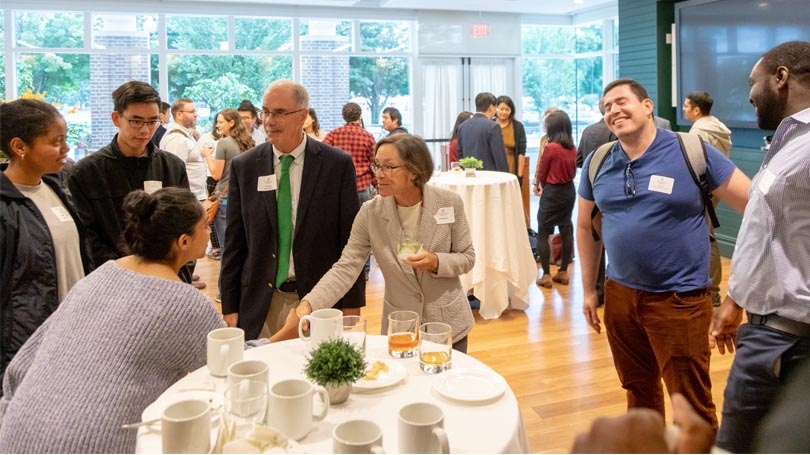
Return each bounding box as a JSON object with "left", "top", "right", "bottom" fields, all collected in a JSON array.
[{"left": 576, "top": 78, "right": 750, "bottom": 430}]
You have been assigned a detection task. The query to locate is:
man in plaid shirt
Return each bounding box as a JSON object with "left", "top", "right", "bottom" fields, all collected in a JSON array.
[{"left": 324, "top": 102, "right": 377, "bottom": 204}]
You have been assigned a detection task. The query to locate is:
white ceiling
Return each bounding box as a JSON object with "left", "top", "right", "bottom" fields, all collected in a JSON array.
[{"left": 177, "top": 0, "right": 617, "bottom": 16}]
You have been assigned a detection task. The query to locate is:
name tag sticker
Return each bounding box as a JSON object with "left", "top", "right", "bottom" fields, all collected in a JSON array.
[
  {"left": 758, "top": 169, "right": 776, "bottom": 195},
  {"left": 143, "top": 180, "right": 163, "bottom": 194},
  {"left": 648, "top": 175, "right": 674, "bottom": 194},
  {"left": 257, "top": 175, "right": 277, "bottom": 192},
  {"left": 434, "top": 207, "right": 455, "bottom": 224},
  {"left": 51, "top": 206, "right": 73, "bottom": 222}
]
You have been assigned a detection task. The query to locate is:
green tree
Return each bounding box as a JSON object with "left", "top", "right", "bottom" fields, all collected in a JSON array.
[
  {"left": 14, "top": 13, "right": 87, "bottom": 105},
  {"left": 164, "top": 16, "right": 292, "bottom": 117},
  {"left": 349, "top": 22, "right": 411, "bottom": 120},
  {"left": 349, "top": 57, "right": 409, "bottom": 121}
]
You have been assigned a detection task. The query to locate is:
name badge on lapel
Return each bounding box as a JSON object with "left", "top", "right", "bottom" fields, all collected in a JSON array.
[
  {"left": 257, "top": 175, "right": 277, "bottom": 192},
  {"left": 434, "top": 207, "right": 455, "bottom": 224}
]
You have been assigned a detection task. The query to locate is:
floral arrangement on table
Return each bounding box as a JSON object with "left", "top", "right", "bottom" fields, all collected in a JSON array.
[{"left": 458, "top": 157, "right": 484, "bottom": 170}]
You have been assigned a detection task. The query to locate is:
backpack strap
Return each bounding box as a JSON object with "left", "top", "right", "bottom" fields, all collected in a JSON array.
[
  {"left": 167, "top": 127, "right": 190, "bottom": 139},
  {"left": 587, "top": 141, "right": 616, "bottom": 188},
  {"left": 586, "top": 141, "right": 616, "bottom": 241},
  {"left": 676, "top": 132, "right": 720, "bottom": 229}
]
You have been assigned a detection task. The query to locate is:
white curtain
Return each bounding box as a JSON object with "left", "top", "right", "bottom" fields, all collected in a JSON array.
[
  {"left": 423, "top": 60, "right": 460, "bottom": 169},
  {"left": 471, "top": 59, "right": 508, "bottom": 99}
]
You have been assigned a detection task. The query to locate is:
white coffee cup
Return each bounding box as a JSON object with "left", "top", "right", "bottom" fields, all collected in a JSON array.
[
  {"left": 267, "top": 379, "right": 330, "bottom": 440},
  {"left": 227, "top": 359, "right": 269, "bottom": 388},
  {"left": 298, "top": 308, "right": 343, "bottom": 346},
  {"left": 207, "top": 327, "right": 244, "bottom": 377},
  {"left": 398, "top": 402, "right": 449, "bottom": 454},
  {"left": 333, "top": 419, "right": 385, "bottom": 454},
  {"left": 161, "top": 399, "right": 212, "bottom": 454}
]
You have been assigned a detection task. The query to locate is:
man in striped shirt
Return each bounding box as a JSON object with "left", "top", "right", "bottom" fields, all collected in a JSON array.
[{"left": 710, "top": 40, "right": 810, "bottom": 454}]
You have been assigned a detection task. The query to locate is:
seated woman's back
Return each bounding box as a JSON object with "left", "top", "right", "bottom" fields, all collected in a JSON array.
[{"left": 0, "top": 188, "right": 225, "bottom": 453}]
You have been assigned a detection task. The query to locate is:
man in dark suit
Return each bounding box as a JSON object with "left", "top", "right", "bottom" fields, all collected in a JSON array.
[
  {"left": 457, "top": 92, "right": 508, "bottom": 172},
  {"left": 220, "top": 80, "right": 365, "bottom": 340}
]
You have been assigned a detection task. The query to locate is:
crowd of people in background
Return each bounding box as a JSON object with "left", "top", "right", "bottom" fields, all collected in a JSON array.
[{"left": 1, "top": 39, "right": 808, "bottom": 454}]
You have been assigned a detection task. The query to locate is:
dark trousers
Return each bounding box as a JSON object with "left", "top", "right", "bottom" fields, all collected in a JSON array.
[
  {"left": 536, "top": 225, "right": 573, "bottom": 274},
  {"left": 452, "top": 336, "right": 468, "bottom": 354},
  {"left": 604, "top": 279, "right": 718, "bottom": 428},
  {"left": 358, "top": 187, "right": 372, "bottom": 276},
  {"left": 206, "top": 176, "right": 220, "bottom": 249},
  {"left": 715, "top": 323, "right": 810, "bottom": 453}
]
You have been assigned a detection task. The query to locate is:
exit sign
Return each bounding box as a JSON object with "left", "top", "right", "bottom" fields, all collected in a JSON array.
[{"left": 471, "top": 23, "right": 490, "bottom": 38}]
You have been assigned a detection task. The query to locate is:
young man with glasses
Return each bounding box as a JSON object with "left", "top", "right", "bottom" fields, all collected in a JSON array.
[
  {"left": 219, "top": 79, "right": 365, "bottom": 340},
  {"left": 69, "top": 81, "right": 190, "bottom": 275},
  {"left": 238, "top": 99, "right": 267, "bottom": 146},
  {"left": 575, "top": 79, "right": 750, "bottom": 432}
]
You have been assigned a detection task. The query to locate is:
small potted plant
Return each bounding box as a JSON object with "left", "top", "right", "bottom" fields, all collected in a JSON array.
[
  {"left": 303, "top": 338, "right": 366, "bottom": 404},
  {"left": 458, "top": 157, "right": 484, "bottom": 177}
]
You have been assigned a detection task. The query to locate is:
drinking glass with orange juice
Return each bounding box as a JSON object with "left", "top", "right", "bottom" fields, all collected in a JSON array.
[
  {"left": 419, "top": 322, "right": 452, "bottom": 373},
  {"left": 387, "top": 311, "right": 420, "bottom": 358}
]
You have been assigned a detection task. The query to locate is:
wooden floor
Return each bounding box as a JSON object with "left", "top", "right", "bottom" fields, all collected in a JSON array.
[{"left": 194, "top": 252, "right": 735, "bottom": 453}]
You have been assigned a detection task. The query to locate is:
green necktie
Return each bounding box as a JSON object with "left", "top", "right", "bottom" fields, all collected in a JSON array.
[{"left": 276, "top": 154, "right": 294, "bottom": 286}]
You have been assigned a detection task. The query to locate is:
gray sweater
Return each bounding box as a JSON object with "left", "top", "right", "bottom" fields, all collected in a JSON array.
[{"left": 0, "top": 261, "right": 225, "bottom": 453}]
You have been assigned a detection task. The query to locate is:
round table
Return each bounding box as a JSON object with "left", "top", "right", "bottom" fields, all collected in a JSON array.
[
  {"left": 136, "top": 335, "right": 529, "bottom": 453},
  {"left": 428, "top": 170, "right": 537, "bottom": 319}
]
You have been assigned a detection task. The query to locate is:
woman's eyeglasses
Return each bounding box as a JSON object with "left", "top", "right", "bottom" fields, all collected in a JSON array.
[{"left": 370, "top": 162, "right": 404, "bottom": 175}]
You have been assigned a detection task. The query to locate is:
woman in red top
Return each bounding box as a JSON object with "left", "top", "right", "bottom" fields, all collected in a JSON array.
[
  {"left": 532, "top": 110, "right": 576, "bottom": 288},
  {"left": 448, "top": 111, "right": 473, "bottom": 165}
]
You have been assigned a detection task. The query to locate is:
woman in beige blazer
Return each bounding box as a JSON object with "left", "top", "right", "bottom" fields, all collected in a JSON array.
[{"left": 299, "top": 134, "right": 475, "bottom": 352}]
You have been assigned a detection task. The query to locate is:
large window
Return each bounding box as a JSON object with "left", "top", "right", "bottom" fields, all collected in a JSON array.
[
  {"left": 522, "top": 21, "right": 615, "bottom": 148},
  {"left": 2, "top": 9, "right": 414, "bottom": 157}
]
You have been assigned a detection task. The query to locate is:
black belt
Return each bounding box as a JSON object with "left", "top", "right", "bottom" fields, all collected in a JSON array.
[
  {"left": 277, "top": 280, "right": 297, "bottom": 293},
  {"left": 747, "top": 312, "right": 810, "bottom": 339}
]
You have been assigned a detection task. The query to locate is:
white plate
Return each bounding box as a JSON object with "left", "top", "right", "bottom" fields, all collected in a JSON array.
[
  {"left": 353, "top": 359, "right": 407, "bottom": 391},
  {"left": 432, "top": 368, "right": 507, "bottom": 403}
]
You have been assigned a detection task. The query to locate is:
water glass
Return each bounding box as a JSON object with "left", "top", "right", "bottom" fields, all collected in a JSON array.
[
  {"left": 224, "top": 380, "right": 268, "bottom": 441},
  {"left": 419, "top": 322, "right": 452, "bottom": 374},
  {"left": 342, "top": 315, "right": 367, "bottom": 357},
  {"left": 388, "top": 310, "right": 420, "bottom": 358},
  {"left": 397, "top": 232, "right": 422, "bottom": 264}
]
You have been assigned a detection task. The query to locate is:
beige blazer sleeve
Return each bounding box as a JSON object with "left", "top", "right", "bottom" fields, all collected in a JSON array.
[{"left": 303, "top": 185, "right": 476, "bottom": 342}]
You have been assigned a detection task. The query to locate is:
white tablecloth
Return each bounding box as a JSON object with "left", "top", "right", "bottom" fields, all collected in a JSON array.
[
  {"left": 136, "top": 336, "right": 529, "bottom": 454},
  {"left": 428, "top": 170, "right": 537, "bottom": 319}
]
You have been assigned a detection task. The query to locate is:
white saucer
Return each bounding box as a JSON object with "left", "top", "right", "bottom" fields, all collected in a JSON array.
[
  {"left": 353, "top": 359, "right": 407, "bottom": 391},
  {"left": 432, "top": 368, "right": 507, "bottom": 403}
]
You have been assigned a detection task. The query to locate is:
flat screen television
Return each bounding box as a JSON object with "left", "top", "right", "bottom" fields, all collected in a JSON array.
[{"left": 675, "top": 0, "right": 810, "bottom": 128}]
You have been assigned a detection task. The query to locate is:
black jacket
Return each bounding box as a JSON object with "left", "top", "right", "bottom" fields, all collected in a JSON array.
[
  {"left": 0, "top": 173, "right": 93, "bottom": 386},
  {"left": 67, "top": 136, "right": 189, "bottom": 267}
]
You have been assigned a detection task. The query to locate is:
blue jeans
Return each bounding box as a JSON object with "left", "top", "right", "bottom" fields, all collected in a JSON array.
[
  {"left": 215, "top": 198, "right": 228, "bottom": 249},
  {"left": 715, "top": 322, "right": 810, "bottom": 453},
  {"left": 215, "top": 198, "right": 228, "bottom": 299}
]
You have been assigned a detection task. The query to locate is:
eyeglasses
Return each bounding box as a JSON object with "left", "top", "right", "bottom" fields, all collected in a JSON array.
[
  {"left": 624, "top": 162, "right": 636, "bottom": 197},
  {"left": 119, "top": 114, "right": 161, "bottom": 129},
  {"left": 178, "top": 109, "right": 197, "bottom": 115},
  {"left": 260, "top": 108, "right": 305, "bottom": 119},
  {"left": 370, "top": 162, "right": 404, "bottom": 175}
]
